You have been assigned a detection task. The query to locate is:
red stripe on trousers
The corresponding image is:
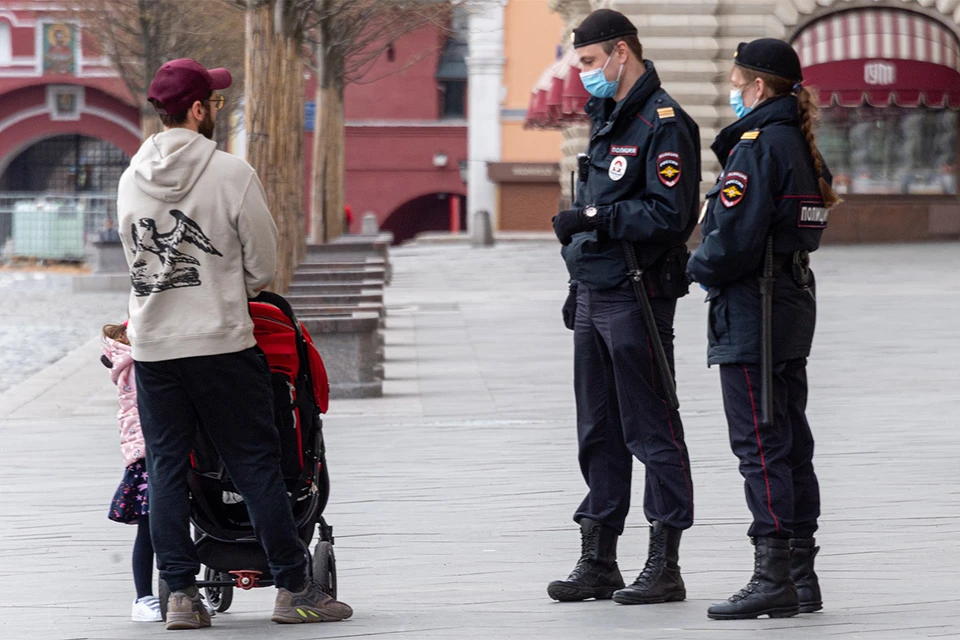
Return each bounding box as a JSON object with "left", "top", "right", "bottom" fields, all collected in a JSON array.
[{"left": 742, "top": 364, "right": 780, "bottom": 532}]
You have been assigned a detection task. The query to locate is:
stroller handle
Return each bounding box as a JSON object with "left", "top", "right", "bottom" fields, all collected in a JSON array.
[{"left": 250, "top": 291, "right": 302, "bottom": 341}]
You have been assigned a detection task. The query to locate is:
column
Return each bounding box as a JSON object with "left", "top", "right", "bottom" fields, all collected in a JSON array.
[{"left": 466, "top": 0, "right": 505, "bottom": 234}]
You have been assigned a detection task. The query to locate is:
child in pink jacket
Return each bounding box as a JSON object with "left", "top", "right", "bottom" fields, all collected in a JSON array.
[{"left": 103, "top": 322, "right": 161, "bottom": 623}]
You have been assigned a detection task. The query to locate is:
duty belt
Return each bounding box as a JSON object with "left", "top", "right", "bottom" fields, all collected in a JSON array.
[{"left": 770, "top": 250, "right": 811, "bottom": 286}]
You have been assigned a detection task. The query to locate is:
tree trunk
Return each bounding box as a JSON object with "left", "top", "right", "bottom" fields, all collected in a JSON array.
[
  {"left": 141, "top": 106, "right": 162, "bottom": 140},
  {"left": 309, "top": 8, "right": 347, "bottom": 247},
  {"left": 311, "top": 51, "right": 345, "bottom": 245},
  {"left": 309, "top": 74, "right": 325, "bottom": 244},
  {"left": 245, "top": 0, "right": 305, "bottom": 293},
  {"left": 310, "top": 75, "right": 347, "bottom": 244},
  {"left": 321, "top": 76, "right": 346, "bottom": 243}
]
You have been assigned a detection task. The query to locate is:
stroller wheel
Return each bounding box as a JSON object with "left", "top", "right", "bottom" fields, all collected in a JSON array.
[
  {"left": 312, "top": 541, "right": 337, "bottom": 599},
  {"left": 158, "top": 578, "right": 170, "bottom": 622},
  {"left": 203, "top": 566, "right": 234, "bottom": 613}
]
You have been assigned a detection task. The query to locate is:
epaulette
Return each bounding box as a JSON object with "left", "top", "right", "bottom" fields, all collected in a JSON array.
[
  {"left": 657, "top": 107, "right": 675, "bottom": 120},
  {"left": 740, "top": 130, "right": 761, "bottom": 140}
]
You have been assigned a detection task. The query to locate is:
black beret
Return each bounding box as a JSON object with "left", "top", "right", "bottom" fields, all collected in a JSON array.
[
  {"left": 573, "top": 9, "right": 638, "bottom": 49},
  {"left": 734, "top": 38, "right": 803, "bottom": 83}
]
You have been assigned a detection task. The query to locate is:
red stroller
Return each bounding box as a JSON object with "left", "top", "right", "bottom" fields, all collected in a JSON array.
[{"left": 159, "top": 291, "right": 337, "bottom": 618}]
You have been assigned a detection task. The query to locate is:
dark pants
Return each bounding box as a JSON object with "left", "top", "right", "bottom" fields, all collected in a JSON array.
[
  {"left": 136, "top": 347, "right": 306, "bottom": 592},
  {"left": 573, "top": 285, "right": 694, "bottom": 533},
  {"left": 719, "top": 358, "right": 820, "bottom": 539}
]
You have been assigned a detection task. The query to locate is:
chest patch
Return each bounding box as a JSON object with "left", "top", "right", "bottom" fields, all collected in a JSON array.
[
  {"left": 798, "top": 203, "right": 829, "bottom": 228},
  {"left": 657, "top": 152, "right": 681, "bottom": 188},
  {"left": 610, "top": 144, "right": 639, "bottom": 156},
  {"left": 609, "top": 156, "right": 628, "bottom": 181},
  {"left": 720, "top": 171, "right": 748, "bottom": 208}
]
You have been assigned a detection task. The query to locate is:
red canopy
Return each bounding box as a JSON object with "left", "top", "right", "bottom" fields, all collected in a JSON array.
[
  {"left": 525, "top": 48, "right": 590, "bottom": 129},
  {"left": 794, "top": 8, "right": 960, "bottom": 108},
  {"left": 805, "top": 59, "right": 960, "bottom": 108}
]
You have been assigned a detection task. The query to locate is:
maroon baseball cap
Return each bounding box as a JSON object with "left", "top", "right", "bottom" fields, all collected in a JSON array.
[{"left": 148, "top": 59, "right": 232, "bottom": 115}]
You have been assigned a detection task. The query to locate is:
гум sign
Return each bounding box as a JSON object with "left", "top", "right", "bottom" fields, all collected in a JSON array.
[{"left": 864, "top": 61, "right": 896, "bottom": 86}]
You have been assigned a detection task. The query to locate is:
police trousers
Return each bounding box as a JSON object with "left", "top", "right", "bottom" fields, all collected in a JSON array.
[
  {"left": 719, "top": 358, "right": 820, "bottom": 539},
  {"left": 573, "top": 284, "right": 694, "bottom": 533}
]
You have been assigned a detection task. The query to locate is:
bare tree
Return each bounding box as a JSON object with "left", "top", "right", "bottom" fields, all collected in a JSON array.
[
  {"left": 72, "top": 0, "right": 246, "bottom": 140},
  {"left": 244, "top": 0, "right": 315, "bottom": 292},
  {"left": 305, "top": 0, "right": 452, "bottom": 243}
]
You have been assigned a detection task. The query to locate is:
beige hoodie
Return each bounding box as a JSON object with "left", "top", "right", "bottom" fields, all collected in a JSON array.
[{"left": 117, "top": 129, "right": 278, "bottom": 362}]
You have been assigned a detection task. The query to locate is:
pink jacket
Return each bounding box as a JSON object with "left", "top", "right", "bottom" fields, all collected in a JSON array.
[{"left": 102, "top": 337, "right": 145, "bottom": 467}]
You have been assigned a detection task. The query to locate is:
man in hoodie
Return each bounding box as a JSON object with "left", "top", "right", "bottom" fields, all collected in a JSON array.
[{"left": 117, "top": 59, "right": 352, "bottom": 631}]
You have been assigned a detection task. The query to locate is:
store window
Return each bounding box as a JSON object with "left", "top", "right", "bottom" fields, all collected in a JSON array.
[
  {"left": 793, "top": 8, "right": 960, "bottom": 196},
  {"left": 818, "top": 106, "right": 957, "bottom": 195}
]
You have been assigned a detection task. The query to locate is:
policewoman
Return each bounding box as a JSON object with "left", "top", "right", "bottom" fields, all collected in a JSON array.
[
  {"left": 686, "top": 39, "right": 840, "bottom": 620},
  {"left": 548, "top": 9, "right": 700, "bottom": 606}
]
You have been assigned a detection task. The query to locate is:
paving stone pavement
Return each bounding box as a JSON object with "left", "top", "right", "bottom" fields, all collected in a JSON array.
[
  {"left": 1, "top": 241, "right": 959, "bottom": 640},
  {"left": 0, "top": 270, "right": 128, "bottom": 394}
]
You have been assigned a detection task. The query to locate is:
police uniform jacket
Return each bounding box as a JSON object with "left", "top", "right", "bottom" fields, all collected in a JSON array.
[
  {"left": 687, "top": 94, "right": 831, "bottom": 366},
  {"left": 562, "top": 61, "right": 701, "bottom": 292}
]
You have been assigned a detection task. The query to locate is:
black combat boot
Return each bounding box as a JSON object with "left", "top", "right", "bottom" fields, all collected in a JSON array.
[
  {"left": 612, "top": 521, "right": 685, "bottom": 604},
  {"left": 547, "top": 518, "right": 624, "bottom": 602},
  {"left": 790, "top": 538, "right": 822, "bottom": 613},
  {"left": 707, "top": 537, "right": 800, "bottom": 620}
]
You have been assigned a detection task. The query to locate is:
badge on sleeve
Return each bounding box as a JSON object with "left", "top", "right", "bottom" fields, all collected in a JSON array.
[
  {"left": 609, "top": 156, "right": 627, "bottom": 181},
  {"left": 720, "top": 171, "right": 748, "bottom": 208},
  {"left": 657, "top": 152, "right": 681, "bottom": 188}
]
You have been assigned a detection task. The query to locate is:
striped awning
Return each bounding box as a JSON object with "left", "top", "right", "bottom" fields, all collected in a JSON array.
[
  {"left": 524, "top": 48, "right": 590, "bottom": 129},
  {"left": 793, "top": 9, "right": 960, "bottom": 108}
]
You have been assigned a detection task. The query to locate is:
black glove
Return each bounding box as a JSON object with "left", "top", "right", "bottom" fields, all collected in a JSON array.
[
  {"left": 552, "top": 208, "right": 591, "bottom": 246},
  {"left": 562, "top": 283, "right": 578, "bottom": 330}
]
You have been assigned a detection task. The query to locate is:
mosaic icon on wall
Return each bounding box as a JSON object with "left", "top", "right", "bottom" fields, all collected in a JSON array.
[{"left": 43, "top": 23, "right": 76, "bottom": 75}]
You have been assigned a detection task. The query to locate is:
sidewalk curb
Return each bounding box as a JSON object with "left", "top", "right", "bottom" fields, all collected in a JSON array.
[{"left": 0, "top": 335, "right": 101, "bottom": 420}]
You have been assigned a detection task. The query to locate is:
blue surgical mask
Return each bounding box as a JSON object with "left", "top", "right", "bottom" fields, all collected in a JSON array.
[
  {"left": 729, "top": 89, "right": 751, "bottom": 118},
  {"left": 729, "top": 87, "right": 760, "bottom": 119},
  {"left": 580, "top": 54, "right": 623, "bottom": 99}
]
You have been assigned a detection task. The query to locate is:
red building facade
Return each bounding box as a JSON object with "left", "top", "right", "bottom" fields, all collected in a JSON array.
[
  {"left": 304, "top": 23, "right": 468, "bottom": 243},
  {"left": 0, "top": 5, "right": 139, "bottom": 193}
]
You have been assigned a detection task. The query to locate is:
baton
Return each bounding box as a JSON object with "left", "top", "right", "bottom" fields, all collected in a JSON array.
[{"left": 760, "top": 235, "right": 775, "bottom": 427}]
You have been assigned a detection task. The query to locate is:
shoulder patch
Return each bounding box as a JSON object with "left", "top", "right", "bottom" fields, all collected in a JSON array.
[
  {"left": 657, "top": 152, "right": 681, "bottom": 188},
  {"left": 740, "top": 130, "right": 761, "bottom": 140},
  {"left": 657, "top": 107, "right": 675, "bottom": 119},
  {"left": 720, "top": 171, "right": 748, "bottom": 208}
]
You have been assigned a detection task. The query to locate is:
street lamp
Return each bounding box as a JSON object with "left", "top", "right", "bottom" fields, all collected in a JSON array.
[
  {"left": 433, "top": 152, "right": 448, "bottom": 168},
  {"left": 458, "top": 160, "right": 469, "bottom": 184}
]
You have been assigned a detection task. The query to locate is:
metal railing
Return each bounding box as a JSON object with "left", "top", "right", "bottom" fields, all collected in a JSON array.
[{"left": 0, "top": 193, "right": 118, "bottom": 262}]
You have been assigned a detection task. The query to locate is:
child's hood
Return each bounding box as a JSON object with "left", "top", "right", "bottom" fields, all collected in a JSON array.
[{"left": 101, "top": 337, "right": 133, "bottom": 385}]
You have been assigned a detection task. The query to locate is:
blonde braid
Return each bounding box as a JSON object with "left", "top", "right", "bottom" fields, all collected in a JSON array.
[{"left": 796, "top": 86, "right": 841, "bottom": 208}]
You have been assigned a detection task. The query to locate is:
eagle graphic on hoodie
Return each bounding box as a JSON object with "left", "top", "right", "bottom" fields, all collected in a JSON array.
[{"left": 129, "top": 209, "right": 223, "bottom": 296}]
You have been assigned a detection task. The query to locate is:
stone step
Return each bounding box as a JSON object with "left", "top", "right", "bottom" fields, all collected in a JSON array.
[
  {"left": 292, "top": 269, "right": 387, "bottom": 283},
  {"left": 286, "top": 293, "right": 384, "bottom": 307},
  {"left": 302, "top": 313, "right": 383, "bottom": 399},
  {"left": 296, "top": 303, "right": 385, "bottom": 321},
  {"left": 295, "top": 258, "right": 386, "bottom": 270},
  {"left": 287, "top": 281, "right": 384, "bottom": 295}
]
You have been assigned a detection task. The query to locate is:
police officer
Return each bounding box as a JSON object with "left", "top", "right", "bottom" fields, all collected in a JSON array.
[
  {"left": 686, "top": 38, "right": 840, "bottom": 620},
  {"left": 547, "top": 9, "right": 700, "bottom": 606}
]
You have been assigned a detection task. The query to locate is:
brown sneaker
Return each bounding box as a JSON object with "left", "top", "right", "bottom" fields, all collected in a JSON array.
[
  {"left": 271, "top": 581, "right": 353, "bottom": 624},
  {"left": 165, "top": 588, "right": 212, "bottom": 631}
]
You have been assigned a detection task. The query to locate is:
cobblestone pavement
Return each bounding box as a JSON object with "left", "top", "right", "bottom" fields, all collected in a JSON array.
[
  {"left": 0, "top": 270, "right": 128, "bottom": 393},
  {"left": 1, "top": 242, "right": 958, "bottom": 639}
]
